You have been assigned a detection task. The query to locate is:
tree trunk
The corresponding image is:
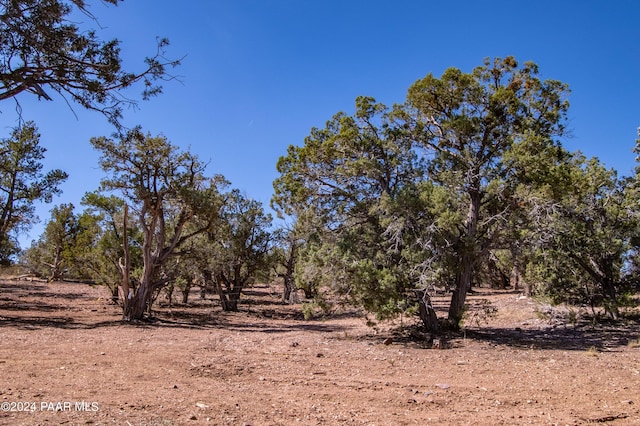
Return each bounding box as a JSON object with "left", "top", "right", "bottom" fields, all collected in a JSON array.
[
  {"left": 282, "top": 275, "right": 294, "bottom": 304},
  {"left": 447, "top": 189, "right": 480, "bottom": 328},
  {"left": 281, "top": 242, "right": 297, "bottom": 303},
  {"left": 119, "top": 204, "right": 132, "bottom": 314},
  {"left": 165, "top": 283, "right": 174, "bottom": 307},
  {"left": 123, "top": 251, "right": 158, "bottom": 321},
  {"left": 213, "top": 268, "right": 244, "bottom": 312},
  {"left": 224, "top": 296, "right": 239, "bottom": 312},
  {"left": 301, "top": 282, "right": 316, "bottom": 299},
  {"left": 214, "top": 272, "right": 236, "bottom": 312},
  {"left": 227, "top": 275, "right": 242, "bottom": 311},
  {"left": 601, "top": 278, "right": 619, "bottom": 320},
  {"left": 123, "top": 282, "right": 152, "bottom": 321},
  {"left": 416, "top": 289, "right": 439, "bottom": 332},
  {"left": 448, "top": 253, "right": 473, "bottom": 328},
  {"left": 511, "top": 266, "right": 525, "bottom": 293},
  {"left": 108, "top": 283, "right": 119, "bottom": 304},
  {"left": 47, "top": 247, "right": 64, "bottom": 282},
  {"left": 181, "top": 284, "right": 191, "bottom": 304}
]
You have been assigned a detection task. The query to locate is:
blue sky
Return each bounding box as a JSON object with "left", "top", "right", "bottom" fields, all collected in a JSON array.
[{"left": 3, "top": 0, "right": 640, "bottom": 248}]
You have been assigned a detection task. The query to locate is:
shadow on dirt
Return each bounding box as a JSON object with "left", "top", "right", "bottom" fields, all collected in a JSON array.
[
  {"left": 3, "top": 278, "right": 638, "bottom": 350},
  {"left": 0, "top": 315, "right": 124, "bottom": 330},
  {"left": 0, "top": 282, "right": 47, "bottom": 293},
  {"left": 465, "top": 316, "right": 640, "bottom": 351},
  {"left": 0, "top": 307, "right": 353, "bottom": 333}
]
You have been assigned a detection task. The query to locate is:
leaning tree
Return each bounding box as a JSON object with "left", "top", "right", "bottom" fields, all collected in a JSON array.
[{"left": 91, "top": 128, "right": 225, "bottom": 320}]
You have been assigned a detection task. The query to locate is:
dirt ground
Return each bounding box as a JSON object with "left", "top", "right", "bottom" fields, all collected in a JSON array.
[{"left": 0, "top": 278, "right": 639, "bottom": 426}]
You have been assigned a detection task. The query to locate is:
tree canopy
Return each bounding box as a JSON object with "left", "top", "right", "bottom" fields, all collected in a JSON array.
[
  {"left": 0, "top": 0, "right": 180, "bottom": 126},
  {"left": 0, "top": 122, "right": 67, "bottom": 264},
  {"left": 403, "top": 57, "right": 570, "bottom": 326},
  {"left": 11, "top": 55, "right": 640, "bottom": 331},
  {"left": 91, "top": 128, "right": 226, "bottom": 320},
  {"left": 272, "top": 57, "right": 614, "bottom": 331}
]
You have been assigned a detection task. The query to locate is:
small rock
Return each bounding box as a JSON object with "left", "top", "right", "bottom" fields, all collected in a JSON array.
[
  {"left": 383, "top": 337, "right": 393, "bottom": 345},
  {"left": 190, "top": 415, "right": 197, "bottom": 420},
  {"left": 173, "top": 385, "right": 178, "bottom": 389},
  {"left": 435, "top": 383, "right": 450, "bottom": 390},
  {"left": 196, "top": 402, "right": 208, "bottom": 409},
  {"left": 316, "top": 353, "right": 325, "bottom": 358}
]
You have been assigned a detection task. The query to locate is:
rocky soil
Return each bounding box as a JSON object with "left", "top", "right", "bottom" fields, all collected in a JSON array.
[{"left": 0, "top": 278, "right": 639, "bottom": 425}]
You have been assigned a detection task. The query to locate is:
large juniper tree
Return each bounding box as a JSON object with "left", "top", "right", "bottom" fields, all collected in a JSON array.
[
  {"left": 527, "top": 153, "right": 637, "bottom": 319},
  {"left": 403, "top": 57, "right": 569, "bottom": 327},
  {"left": 273, "top": 58, "right": 571, "bottom": 331}
]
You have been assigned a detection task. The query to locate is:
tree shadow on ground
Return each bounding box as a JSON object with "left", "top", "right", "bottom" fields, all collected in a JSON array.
[
  {"left": 0, "top": 298, "right": 62, "bottom": 312},
  {"left": 1, "top": 302, "right": 354, "bottom": 334},
  {"left": 0, "top": 281, "right": 47, "bottom": 293},
  {"left": 464, "top": 315, "right": 640, "bottom": 351},
  {"left": 134, "top": 307, "right": 353, "bottom": 333},
  {"left": 0, "top": 315, "right": 124, "bottom": 330}
]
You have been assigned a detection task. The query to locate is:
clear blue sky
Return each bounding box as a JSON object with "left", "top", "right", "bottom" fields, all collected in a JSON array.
[{"left": 3, "top": 0, "right": 639, "bottom": 248}]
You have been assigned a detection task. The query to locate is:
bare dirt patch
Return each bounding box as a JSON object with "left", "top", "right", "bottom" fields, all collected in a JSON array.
[{"left": 1, "top": 279, "right": 639, "bottom": 425}]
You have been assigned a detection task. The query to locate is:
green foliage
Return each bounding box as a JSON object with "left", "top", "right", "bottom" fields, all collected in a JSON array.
[
  {"left": 523, "top": 153, "right": 637, "bottom": 318},
  {"left": 404, "top": 56, "right": 570, "bottom": 325},
  {"left": 192, "top": 189, "right": 273, "bottom": 311},
  {"left": 71, "top": 192, "right": 142, "bottom": 299},
  {"left": 274, "top": 96, "right": 428, "bottom": 322},
  {"left": 157, "top": 182, "right": 274, "bottom": 312},
  {"left": 0, "top": 122, "right": 67, "bottom": 264},
  {"left": 24, "top": 203, "right": 78, "bottom": 281},
  {"left": 0, "top": 0, "right": 180, "bottom": 127},
  {"left": 214, "top": 190, "right": 272, "bottom": 283},
  {"left": 91, "top": 128, "right": 226, "bottom": 320},
  {"left": 273, "top": 57, "right": 589, "bottom": 330}
]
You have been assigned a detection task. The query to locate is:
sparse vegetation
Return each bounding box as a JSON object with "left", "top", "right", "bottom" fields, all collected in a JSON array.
[
  {"left": 1, "top": 2, "right": 639, "bottom": 424},
  {"left": 1, "top": 279, "right": 638, "bottom": 424},
  {"left": 461, "top": 299, "right": 498, "bottom": 329}
]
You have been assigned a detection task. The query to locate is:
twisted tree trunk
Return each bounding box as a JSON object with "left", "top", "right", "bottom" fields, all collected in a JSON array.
[{"left": 448, "top": 189, "right": 481, "bottom": 328}]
